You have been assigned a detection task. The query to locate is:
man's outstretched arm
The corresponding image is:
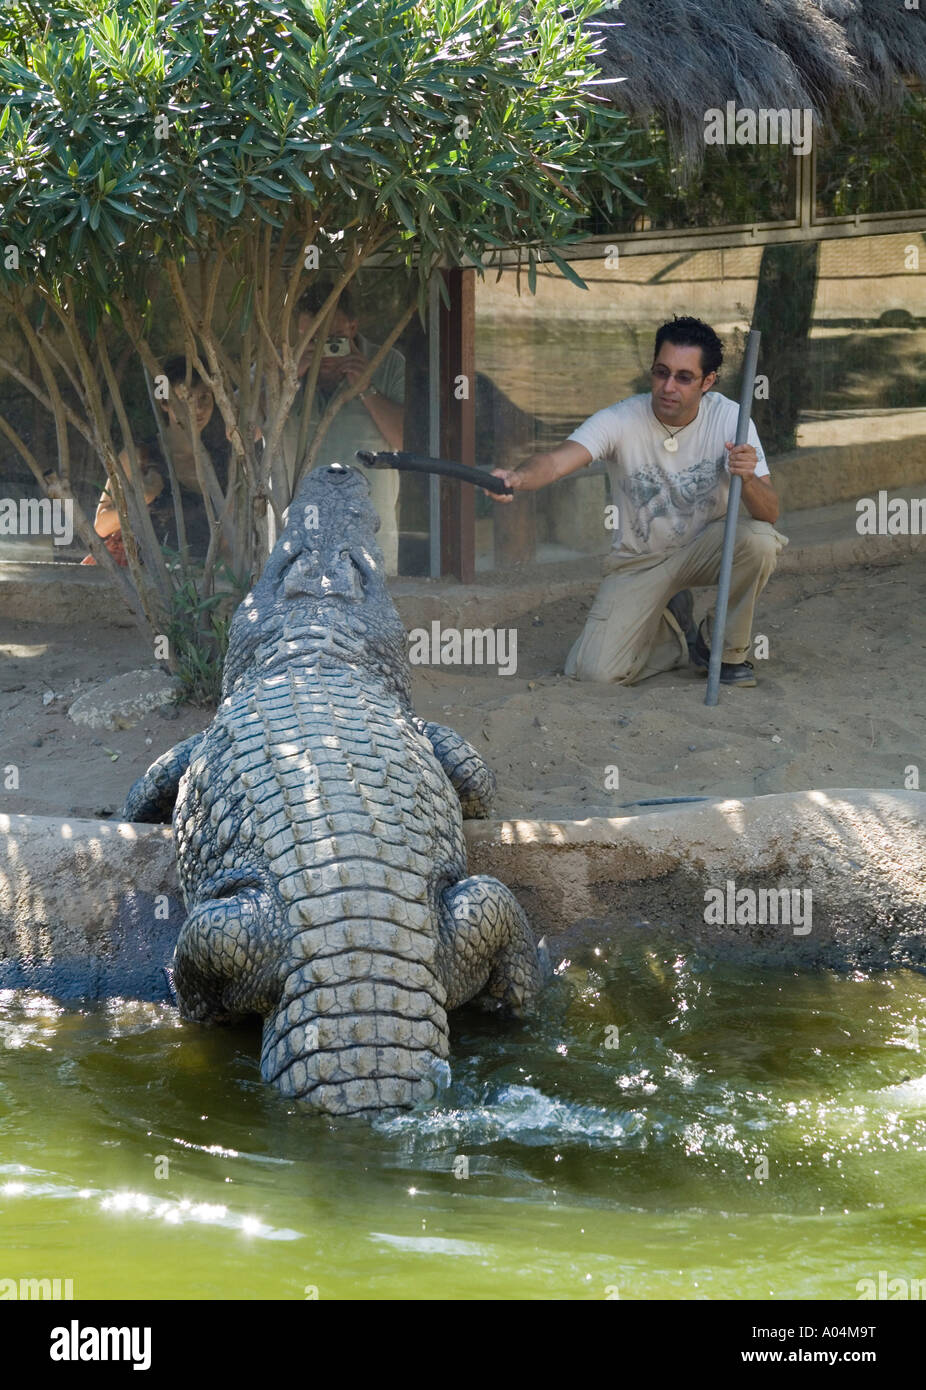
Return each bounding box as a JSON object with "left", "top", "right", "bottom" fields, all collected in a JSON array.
[{"left": 487, "top": 440, "right": 593, "bottom": 502}]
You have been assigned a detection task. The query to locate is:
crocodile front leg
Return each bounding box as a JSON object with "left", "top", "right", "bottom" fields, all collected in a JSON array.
[
  {"left": 438, "top": 874, "right": 546, "bottom": 1014},
  {"left": 123, "top": 733, "right": 204, "bottom": 823},
  {"left": 413, "top": 718, "right": 496, "bottom": 819}
]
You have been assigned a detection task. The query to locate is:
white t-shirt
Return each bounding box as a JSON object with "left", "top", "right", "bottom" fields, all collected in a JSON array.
[{"left": 567, "top": 391, "right": 769, "bottom": 560}]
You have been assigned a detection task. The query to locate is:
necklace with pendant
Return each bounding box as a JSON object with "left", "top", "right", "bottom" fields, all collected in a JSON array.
[{"left": 654, "top": 405, "right": 698, "bottom": 452}]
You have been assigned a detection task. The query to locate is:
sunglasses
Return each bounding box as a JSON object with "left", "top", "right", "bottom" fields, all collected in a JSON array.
[{"left": 651, "top": 365, "right": 702, "bottom": 387}]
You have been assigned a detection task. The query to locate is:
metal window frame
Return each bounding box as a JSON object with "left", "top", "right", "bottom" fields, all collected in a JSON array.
[{"left": 810, "top": 132, "right": 926, "bottom": 230}]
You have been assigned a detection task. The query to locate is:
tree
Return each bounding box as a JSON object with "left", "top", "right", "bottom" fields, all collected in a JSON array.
[
  {"left": 751, "top": 240, "right": 820, "bottom": 457},
  {"left": 0, "top": 0, "right": 642, "bottom": 646}
]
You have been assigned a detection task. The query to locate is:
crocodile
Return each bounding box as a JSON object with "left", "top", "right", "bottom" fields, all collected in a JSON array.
[{"left": 125, "top": 462, "right": 546, "bottom": 1116}]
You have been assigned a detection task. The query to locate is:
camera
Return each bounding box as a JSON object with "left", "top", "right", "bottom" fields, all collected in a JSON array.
[{"left": 322, "top": 336, "right": 352, "bottom": 358}]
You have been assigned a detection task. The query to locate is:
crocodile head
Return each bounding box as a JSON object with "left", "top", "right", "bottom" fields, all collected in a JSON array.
[{"left": 223, "top": 462, "right": 410, "bottom": 700}]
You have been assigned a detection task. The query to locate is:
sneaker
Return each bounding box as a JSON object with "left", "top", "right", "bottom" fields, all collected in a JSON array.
[
  {"left": 666, "top": 589, "right": 698, "bottom": 648},
  {"left": 690, "top": 625, "right": 757, "bottom": 687}
]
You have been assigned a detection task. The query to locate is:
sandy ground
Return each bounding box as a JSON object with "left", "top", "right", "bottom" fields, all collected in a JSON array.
[{"left": 1, "top": 554, "right": 925, "bottom": 822}]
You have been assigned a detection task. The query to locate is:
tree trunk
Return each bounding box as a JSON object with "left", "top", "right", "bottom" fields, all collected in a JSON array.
[{"left": 750, "top": 241, "right": 820, "bottom": 457}]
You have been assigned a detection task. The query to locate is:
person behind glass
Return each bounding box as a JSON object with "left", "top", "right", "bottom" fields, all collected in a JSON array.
[
  {"left": 279, "top": 284, "right": 405, "bottom": 575},
  {"left": 81, "top": 440, "right": 166, "bottom": 567},
  {"left": 82, "top": 356, "right": 230, "bottom": 566},
  {"left": 487, "top": 316, "right": 787, "bottom": 688}
]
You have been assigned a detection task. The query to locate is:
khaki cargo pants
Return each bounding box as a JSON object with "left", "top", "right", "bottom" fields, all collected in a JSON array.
[{"left": 565, "top": 517, "right": 788, "bottom": 685}]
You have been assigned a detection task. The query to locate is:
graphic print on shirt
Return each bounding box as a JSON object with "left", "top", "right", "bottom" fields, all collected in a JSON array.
[{"left": 623, "top": 453, "right": 727, "bottom": 546}]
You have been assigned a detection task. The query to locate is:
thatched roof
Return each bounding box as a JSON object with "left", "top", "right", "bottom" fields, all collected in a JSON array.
[{"left": 593, "top": 0, "right": 926, "bottom": 163}]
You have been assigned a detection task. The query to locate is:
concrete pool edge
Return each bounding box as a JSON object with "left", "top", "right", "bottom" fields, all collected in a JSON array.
[
  {"left": 466, "top": 789, "right": 926, "bottom": 967},
  {"left": 2, "top": 787, "right": 925, "bottom": 1000}
]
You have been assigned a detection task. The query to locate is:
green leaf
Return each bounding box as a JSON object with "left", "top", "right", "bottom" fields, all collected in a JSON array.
[
  {"left": 104, "top": 198, "right": 139, "bottom": 219},
  {"left": 287, "top": 168, "right": 314, "bottom": 196},
  {"left": 544, "top": 246, "right": 588, "bottom": 290},
  {"left": 391, "top": 195, "right": 417, "bottom": 233}
]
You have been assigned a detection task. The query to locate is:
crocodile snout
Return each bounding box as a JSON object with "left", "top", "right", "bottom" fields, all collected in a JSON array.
[
  {"left": 323, "top": 461, "right": 371, "bottom": 493},
  {"left": 283, "top": 547, "right": 365, "bottom": 602}
]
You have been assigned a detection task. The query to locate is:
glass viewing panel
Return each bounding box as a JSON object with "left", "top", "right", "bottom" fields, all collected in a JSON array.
[
  {"left": 583, "top": 121, "right": 798, "bottom": 236},
  {"left": 815, "top": 88, "right": 926, "bottom": 218},
  {"left": 475, "top": 233, "right": 926, "bottom": 573},
  {"left": 0, "top": 265, "right": 432, "bottom": 578}
]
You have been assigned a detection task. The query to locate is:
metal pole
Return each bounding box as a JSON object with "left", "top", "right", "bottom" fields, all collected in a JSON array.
[
  {"left": 427, "top": 273, "right": 441, "bottom": 578},
  {"left": 704, "top": 328, "right": 761, "bottom": 706}
]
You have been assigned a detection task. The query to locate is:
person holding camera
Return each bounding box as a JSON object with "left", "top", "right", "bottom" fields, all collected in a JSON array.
[
  {"left": 278, "top": 285, "right": 405, "bottom": 574},
  {"left": 488, "top": 316, "right": 787, "bottom": 688}
]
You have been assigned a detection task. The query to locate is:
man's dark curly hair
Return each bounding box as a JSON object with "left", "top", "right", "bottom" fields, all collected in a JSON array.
[
  {"left": 653, "top": 315, "right": 723, "bottom": 378},
  {"left": 296, "top": 282, "right": 357, "bottom": 318},
  {"left": 161, "top": 354, "right": 205, "bottom": 389}
]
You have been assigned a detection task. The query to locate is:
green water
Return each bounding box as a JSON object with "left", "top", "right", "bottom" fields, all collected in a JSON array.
[{"left": 2, "top": 938, "right": 926, "bottom": 1301}]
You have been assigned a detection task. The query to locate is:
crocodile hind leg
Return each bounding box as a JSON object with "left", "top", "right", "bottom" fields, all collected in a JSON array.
[
  {"left": 123, "top": 733, "right": 204, "bottom": 823},
  {"left": 438, "top": 874, "right": 547, "bottom": 1014},
  {"left": 412, "top": 718, "right": 496, "bottom": 818}
]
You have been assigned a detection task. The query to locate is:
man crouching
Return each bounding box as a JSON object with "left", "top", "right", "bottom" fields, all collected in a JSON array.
[{"left": 488, "top": 315, "right": 787, "bottom": 688}]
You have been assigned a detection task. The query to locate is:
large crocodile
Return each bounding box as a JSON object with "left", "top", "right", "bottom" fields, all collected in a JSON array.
[{"left": 125, "top": 462, "right": 546, "bottom": 1115}]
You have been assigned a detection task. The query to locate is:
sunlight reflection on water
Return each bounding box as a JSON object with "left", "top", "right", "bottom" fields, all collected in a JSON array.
[{"left": 1, "top": 941, "right": 925, "bottom": 1298}]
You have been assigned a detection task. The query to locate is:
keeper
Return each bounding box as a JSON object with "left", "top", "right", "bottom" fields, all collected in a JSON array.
[{"left": 488, "top": 315, "right": 788, "bottom": 687}]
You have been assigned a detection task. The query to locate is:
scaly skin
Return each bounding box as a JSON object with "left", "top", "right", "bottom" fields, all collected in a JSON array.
[{"left": 125, "top": 463, "right": 546, "bottom": 1115}]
